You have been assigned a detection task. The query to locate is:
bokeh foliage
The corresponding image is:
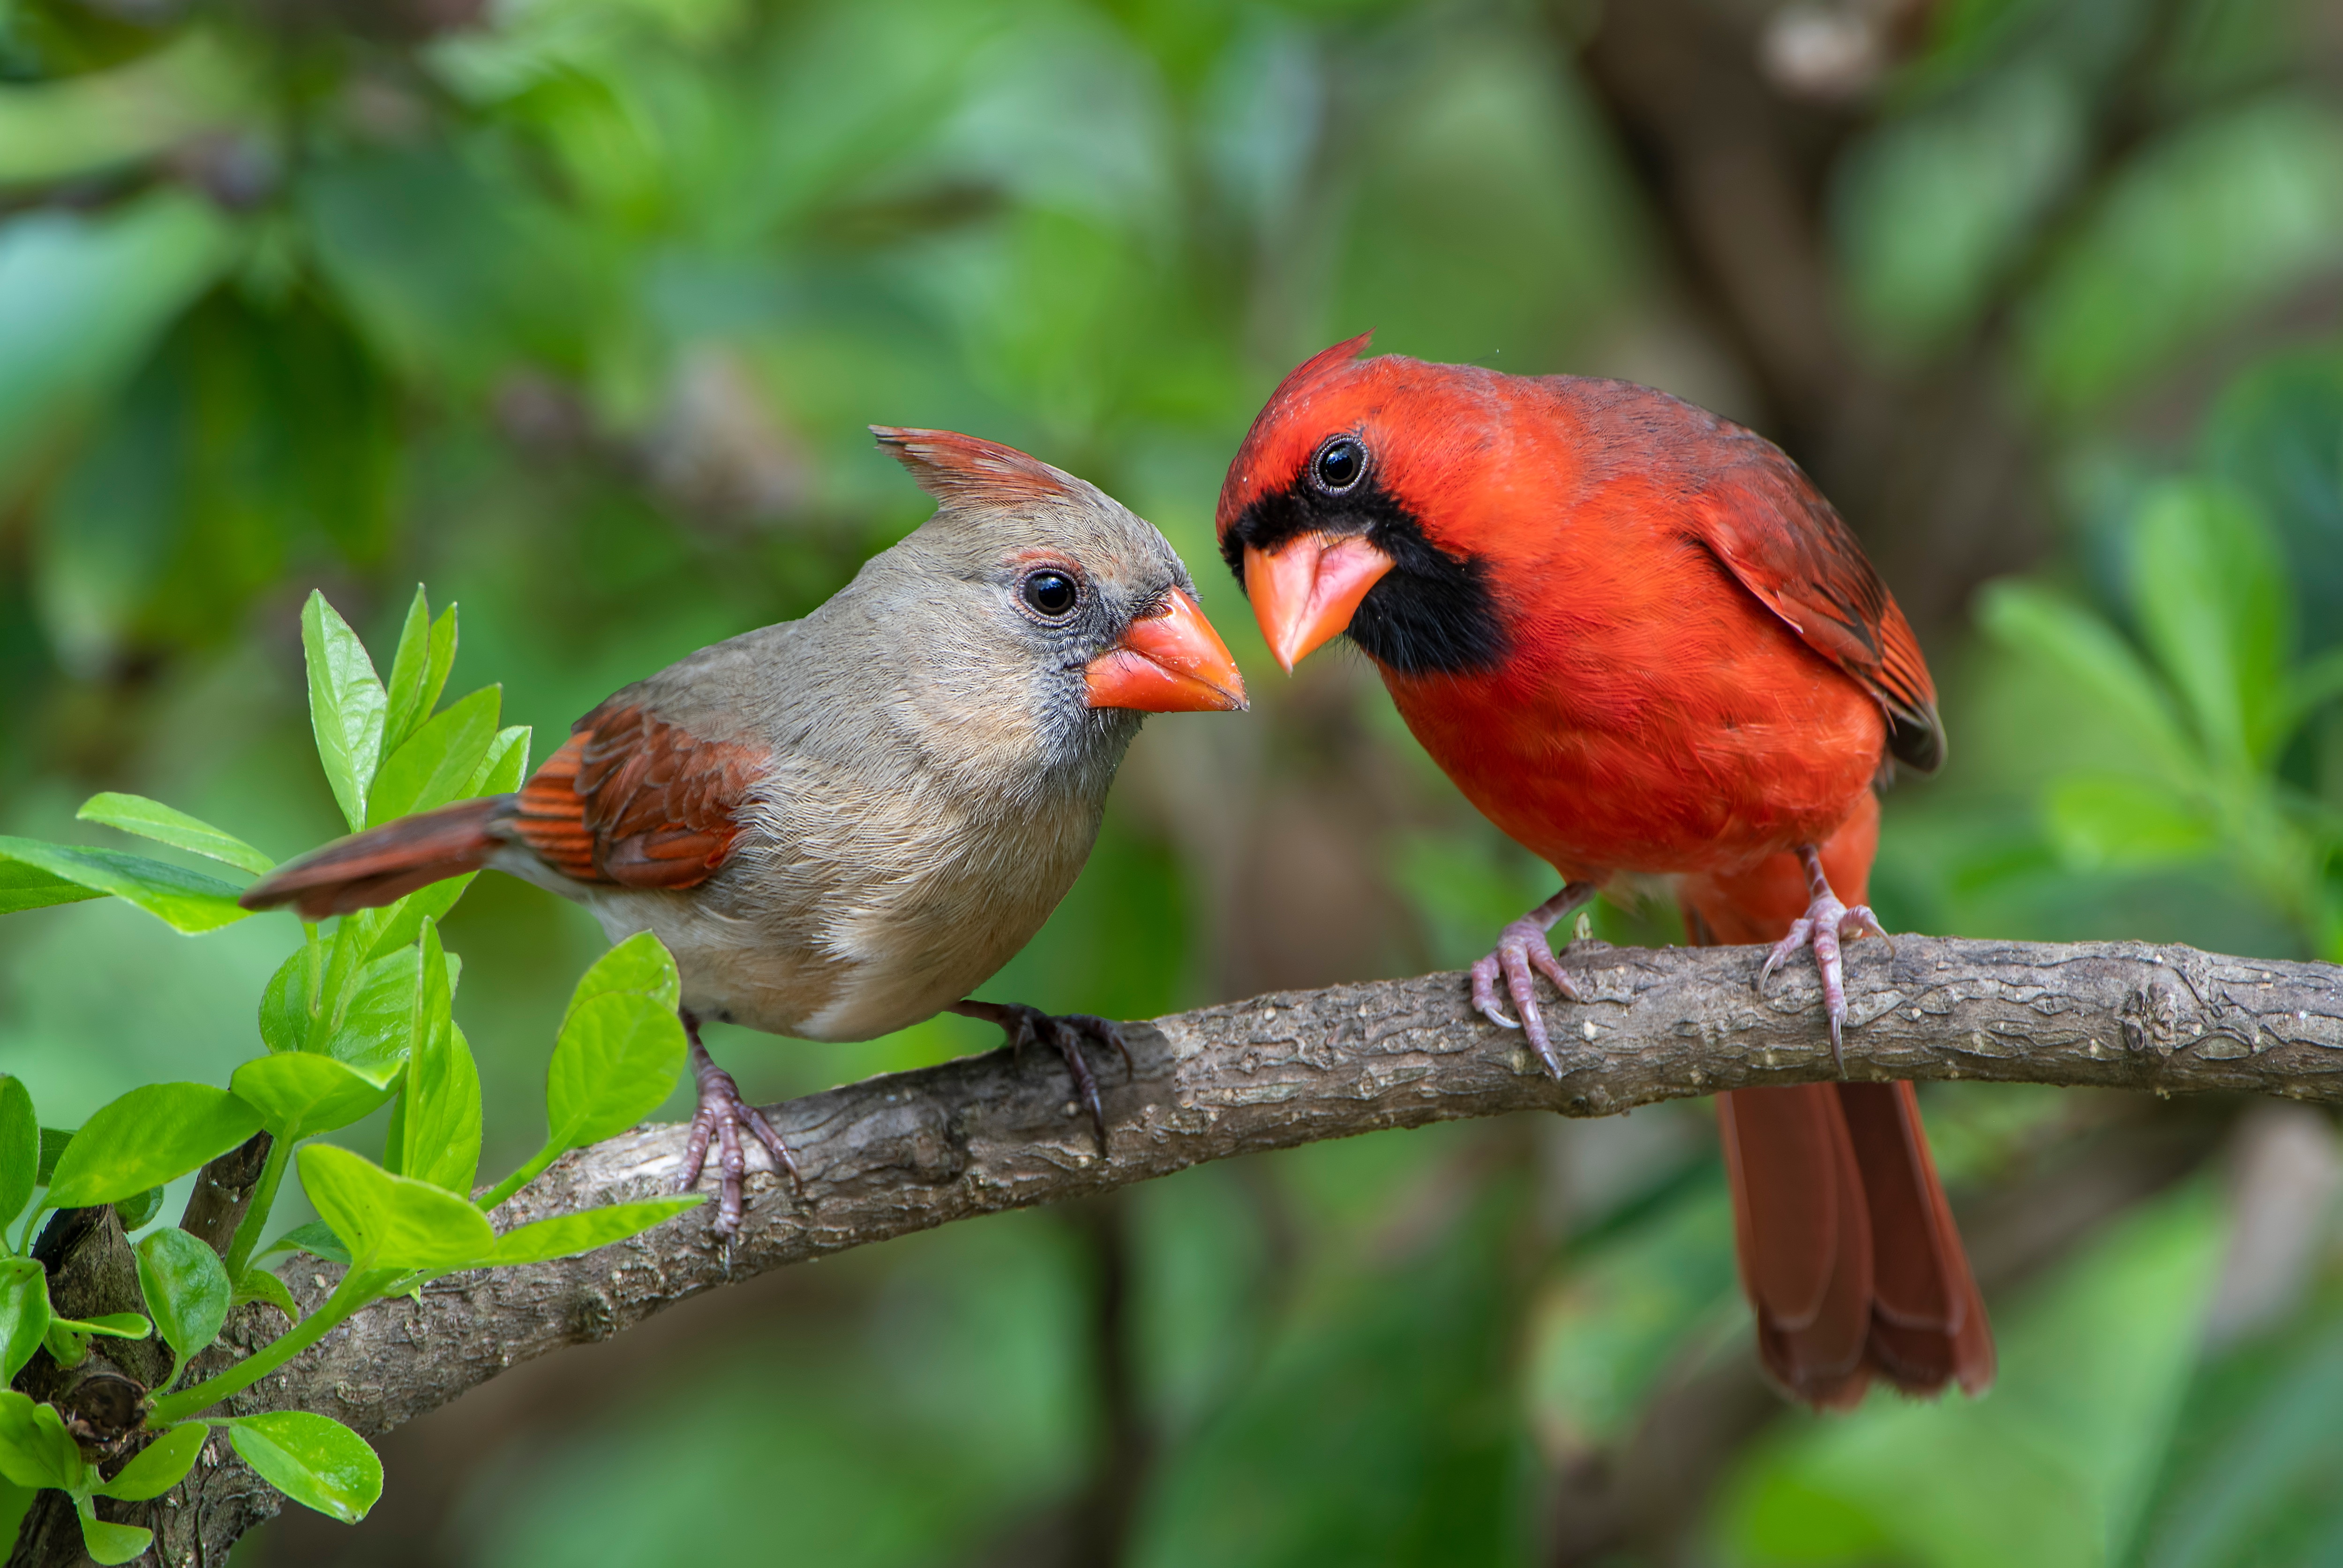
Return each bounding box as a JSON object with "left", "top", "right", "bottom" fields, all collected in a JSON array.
[{"left": 3, "top": 0, "right": 2343, "bottom": 1561}]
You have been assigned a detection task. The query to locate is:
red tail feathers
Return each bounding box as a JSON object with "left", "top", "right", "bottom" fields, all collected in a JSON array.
[
  {"left": 1682, "top": 801, "right": 1994, "bottom": 1409},
  {"left": 239, "top": 797, "right": 507, "bottom": 922}
]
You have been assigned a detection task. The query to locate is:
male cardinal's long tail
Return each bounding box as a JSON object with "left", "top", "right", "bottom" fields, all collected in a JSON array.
[
  {"left": 1680, "top": 795, "right": 1994, "bottom": 1408},
  {"left": 241, "top": 796, "right": 507, "bottom": 921}
]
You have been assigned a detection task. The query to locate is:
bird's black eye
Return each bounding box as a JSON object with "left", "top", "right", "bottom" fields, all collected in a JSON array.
[
  {"left": 1021, "top": 569, "right": 1079, "bottom": 617},
  {"left": 1313, "top": 436, "right": 1367, "bottom": 494}
]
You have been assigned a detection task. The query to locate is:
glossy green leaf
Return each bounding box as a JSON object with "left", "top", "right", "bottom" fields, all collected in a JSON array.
[
  {"left": 75, "top": 793, "right": 274, "bottom": 875},
  {"left": 75, "top": 1497, "right": 153, "bottom": 1565},
  {"left": 0, "top": 858, "right": 105, "bottom": 915},
  {"left": 546, "top": 991, "right": 688, "bottom": 1151},
  {"left": 487, "top": 1198, "right": 702, "bottom": 1266},
  {"left": 111, "top": 1186, "right": 163, "bottom": 1231},
  {"left": 0, "top": 1476, "right": 31, "bottom": 1548},
  {"left": 296, "top": 1144, "right": 494, "bottom": 1270},
  {"left": 0, "top": 836, "right": 250, "bottom": 934},
  {"left": 98, "top": 1421, "right": 208, "bottom": 1502},
  {"left": 361, "top": 874, "right": 476, "bottom": 961},
  {"left": 0, "top": 1074, "right": 34, "bottom": 1235},
  {"left": 233, "top": 1267, "right": 300, "bottom": 1320},
  {"left": 0, "top": 1257, "right": 50, "bottom": 1383},
  {"left": 382, "top": 590, "right": 458, "bottom": 755},
  {"left": 468, "top": 724, "right": 532, "bottom": 796},
  {"left": 259, "top": 940, "right": 323, "bottom": 1054},
  {"left": 560, "top": 930, "right": 683, "bottom": 1031},
  {"left": 229, "top": 1410, "right": 383, "bottom": 1523},
  {"left": 60, "top": 1312, "right": 150, "bottom": 1338},
  {"left": 301, "top": 591, "right": 389, "bottom": 833},
  {"left": 135, "top": 1227, "right": 232, "bottom": 1365},
  {"left": 319, "top": 945, "right": 424, "bottom": 1078},
  {"left": 0, "top": 1392, "right": 82, "bottom": 1491},
  {"left": 42, "top": 1317, "right": 86, "bottom": 1368},
  {"left": 400, "top": 923, "right": 481, "bottom": 1194},
  {"left": 231, "top": 1053, "right": 398, "bottom": 1145},
  {"left": 366, "top": 684, "right": 501, "bottom": 827},
  {"left": 34, "top": 1128, "right": 68, "bottom": 1185},
  {"left": 45, "top": 1084, "right": 264, "bottom": 1209},
  {"left": 264, "top": 1220, "right": 350, "bottom": 1267}
]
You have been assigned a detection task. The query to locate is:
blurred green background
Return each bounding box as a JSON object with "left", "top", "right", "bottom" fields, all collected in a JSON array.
[{"left": 5, "top": 0, "right": 2343, "bottom": 1561}]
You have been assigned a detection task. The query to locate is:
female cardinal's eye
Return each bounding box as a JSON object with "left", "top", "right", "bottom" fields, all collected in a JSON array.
[
  {"left": 1021, "top": 570, "right": 1079, "bottom": 617},
  {"left": 1313, "top": 436, "right": 1367, "bottom": 494}
]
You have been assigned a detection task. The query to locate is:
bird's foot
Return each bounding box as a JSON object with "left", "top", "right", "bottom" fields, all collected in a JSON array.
[
  {"left": 1469, "top": 883, "right": 1599, "bottom": 1079},
  {"left": 949, "top": 1000, "right": 1132, "bottom": 1152},
  {"left": 1755, "top": 850, "right": 1892, "bottom": 1072},
  {"left": 676, "top": 1020, "right": 803, "bottom": 1244}
]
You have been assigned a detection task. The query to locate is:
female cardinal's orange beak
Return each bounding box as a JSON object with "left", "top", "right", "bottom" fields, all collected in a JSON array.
[
  {"left": 1242, "top": 535, "right": 1396, "bottom": 672},
  {"left": 1084, "top": 589, "right": 1249, "bottom": 713}
]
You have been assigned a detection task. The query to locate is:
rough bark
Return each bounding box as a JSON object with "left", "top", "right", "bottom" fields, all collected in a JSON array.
[{"left": 14, "top": 934, "right": 2343, "bottom": 1565}]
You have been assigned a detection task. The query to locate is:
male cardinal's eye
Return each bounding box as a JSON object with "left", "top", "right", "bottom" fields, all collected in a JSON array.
[
  {"left": 1313, "top": 436, "right": 1366, "bottom": 493},
  {"left": 1021, "top": 570, "right": 1079, "bottom": 617}
]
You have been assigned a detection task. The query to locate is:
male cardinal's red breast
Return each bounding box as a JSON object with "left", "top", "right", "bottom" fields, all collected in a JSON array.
[
  {"left": 243, "top": 429, "right": 1247, "bottom": 1238},
  {"left": 1216, "top": 335, "right": 1990, "bottom": 1408}
]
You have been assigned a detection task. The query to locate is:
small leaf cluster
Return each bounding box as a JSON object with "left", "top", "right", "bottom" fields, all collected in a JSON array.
[
  {"left": 1984, "top": 482, "right": 2343, "bottom": 957},
  {"left": 0, "top": 590, "right": 700, "bottom": 1560}
]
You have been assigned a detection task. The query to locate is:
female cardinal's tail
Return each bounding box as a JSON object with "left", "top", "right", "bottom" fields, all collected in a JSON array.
[
  {"left": 240, "top": 796, "right": 510, "bottom": 921},
  {"left": 1679, "top": 794, "right": 1994, "bottom": 1409}
]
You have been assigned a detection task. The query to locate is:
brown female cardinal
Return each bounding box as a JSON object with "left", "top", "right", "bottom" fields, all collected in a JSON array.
[
  {"left": 1216, "top": 336, "right": 1990, "bottom": 1408},
  {"left": 243, "top": 429, "right": 1247, "bottom": 1238}
]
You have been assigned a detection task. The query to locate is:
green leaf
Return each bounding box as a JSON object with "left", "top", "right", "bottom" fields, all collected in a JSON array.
[
  {"left": 0, "top": 1257, "right": 51, "bottom": 1382},
  {"left": 301, "top": 591, "right": 389, "bottom": 833},
  {"left": 259, "top": 940, "right": 323, "bottom": 1054},
  {"left": 233, "top": 1267, "right": 300, "bottom": 1320},
  {"left": 487, "top": 1197, "right": 702, "bottom": 1266},
  {"left": 42, "top": 1317, "right": 86, "bottom": 1369},
  {"left": 1978, "top": 581, "right": 2204, "bottom": 786},
  {"left": 263, "top": 1220, "right": 350, "bottom": 1267},
  {"left": 0, "top": 1074, "right": 34, "bottom": 1236},
  {"left": 0, "top": 1392, "right": 83, "bottom": 1491},
  {"left": 0, "top": 857, "right": 104, "bottom": 915},
  {"left": 58, "top": 1313, "right": 150, "bottom": 1339},
  {"left": 110, "top": 1186, "right": 163, "bottom": 1231},
  {"left": 382, "top": 590, "right": 458, "bottom": 756},
  {"left": 45, "top": 1084, "right": 264, "bottom": 1209},
  {"left": 231, "top": 1054, "right": 398, "bottom": 1146},
  {"left": 399, "top": 923, "right": 481, "bottom": 1194},
  {"left": 75, "top": 1497, "right": 153, "bottom": 1565},
  {"left": 2046, "top": 774, "right": 2220, "bottom": 871},
  {"left": 546, "top": 991, "right": 688, "bottom": 1151},
  {"left": 35, "top": 1127, "right": 70, "bottom": 1185},
  {"left": 366, "top": 684, "right": 501, "bottom": 828},
  {"left": 319, "top": 945, "right": 425, "bottom": 1078},
  {"left": 2132, "top": 480, "right": 2290, "bottom": 767},
  {"left": 75, "top": 793, "right": 274, "bottom": 875},
  {"left": 0, "top": 836, "right": 250, "bottom": 934},
  {"left": 296, "top": 1144, "right": 493, "bottom": 1270},
  {"left": 0, "top": 1476, "right": 32, "bottom": 1550},
  {"left": 135, "top": 1227, "right": 232, "bottom": 1365},
  {"left": 560, "top": 930, "right": 683, "bottom": 1032},
  {"left": 228, "top": 1411, "right": 383, "bottom": 1523},
  {"left": 360, "top": 875, "right": 475, "bottom": 961},
  {"left": 469, "top": 724, "right": 531, "bottom": 796},
  {"left": 99, "top": 1422, "right": 207, "bottom": 1502}
]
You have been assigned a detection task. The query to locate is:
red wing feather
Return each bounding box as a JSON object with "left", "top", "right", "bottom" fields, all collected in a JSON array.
[
  {"left": 511, "top": 704, "right": 765, "bottom": 890},
  {"left": 1690, "top": 448, "right": 1945, "bottom": 774}
]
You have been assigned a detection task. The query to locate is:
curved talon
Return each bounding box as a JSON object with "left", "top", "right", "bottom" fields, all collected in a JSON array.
[
  {"left": 951, "top": 1000, "right": 1130, "bottom": 1153},
  {"left": 677, "top": 1014, "right": 804, "bottom": 1243},
  {"left": 1756, "top": 849, "right": 1893, "bottom": 1075},
  {"left": 1470, "top": 883, "right": 1598, "bottom": 1080}
]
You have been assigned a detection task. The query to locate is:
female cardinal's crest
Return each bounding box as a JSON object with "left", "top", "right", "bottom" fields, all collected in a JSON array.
[{"left": 871, "top": 427, "right": 1088, "bottom": 510}]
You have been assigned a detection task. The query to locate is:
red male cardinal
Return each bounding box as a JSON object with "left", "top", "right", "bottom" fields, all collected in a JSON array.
[
  {"left": 1217, "top": 337, "right": 1990, "bottom": 1408},
  {"left": 244, "top": 429, "right": 1247, "bottom": 1237}
]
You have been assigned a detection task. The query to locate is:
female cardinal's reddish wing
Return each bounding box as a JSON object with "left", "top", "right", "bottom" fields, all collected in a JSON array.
[
  {"left": 1689, "top": 444, "right": 1945, "bottom": 775},
  {"left": 513, "top": 704, "right": 766, "bottom": 888}
]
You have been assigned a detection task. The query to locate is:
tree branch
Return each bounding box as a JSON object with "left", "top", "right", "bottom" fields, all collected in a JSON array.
[{"left": 27, "top": 935, "right": 2343, "bottom": 1566}]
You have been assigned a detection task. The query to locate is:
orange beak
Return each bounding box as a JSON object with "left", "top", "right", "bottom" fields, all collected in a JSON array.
[
  {"left": 1242, "top": 534, "right": 1397, "bottom": 672},
  {"left": 1084, "top": 588, "right": 1249, "bottom": 713}
]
